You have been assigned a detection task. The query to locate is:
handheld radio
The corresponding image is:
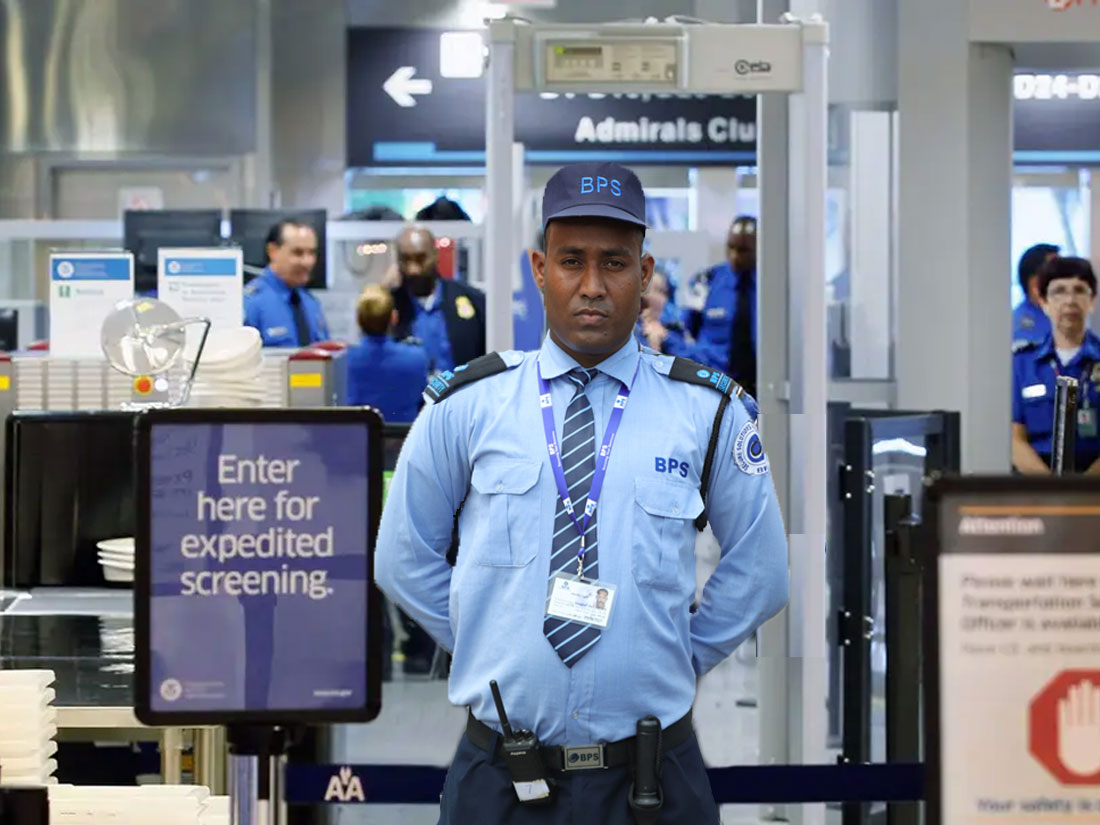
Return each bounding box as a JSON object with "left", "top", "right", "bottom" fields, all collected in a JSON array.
[{"left": 490, "top": 680, "right": 554, "bottom": 804}]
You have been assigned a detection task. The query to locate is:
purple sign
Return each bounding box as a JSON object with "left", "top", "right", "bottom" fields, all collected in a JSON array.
[{"left": 147, "top": 421, "right": 369, "bottom": 714}]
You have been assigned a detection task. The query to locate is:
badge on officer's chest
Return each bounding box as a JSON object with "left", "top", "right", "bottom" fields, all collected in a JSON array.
[
  {"left": 1079, "top": 408, "right": 1098, "bottom": 439},
  {"left": 1091, "top": 363, "right": 1100, "bottom": 384},
  {"left": 546, "top": 575, "right": 616, "bottom": 629},
  {"left": 455, "top": 295, "right": 476, "bottom": 320}
]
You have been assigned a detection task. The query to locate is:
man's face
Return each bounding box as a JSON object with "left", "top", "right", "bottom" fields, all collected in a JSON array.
[
  {"left": 596, "top": 590, "right": 608, "bottom": 608},
  {"left": 266, "top": 224, "right": 317, "bottom": 289},
  {"left": 397, "top": 230, "right": 439, "bottom": 298},
  {"left": 531, "top": 218, "right": 653, "bottom": 366},
  {"left": 727, "top": 221, "right": 757, "bottom": 274},
  {"left": 1042, "top": 277, "right": 1097, "bottom": 334}
]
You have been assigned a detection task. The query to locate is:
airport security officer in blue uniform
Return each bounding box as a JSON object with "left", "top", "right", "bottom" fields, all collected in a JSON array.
[
  {"left": 243, "top": 218, "right": 330, "bottom": 347},
  {"left": 346, "top": 284, "right": 429, "bottom": 423},
  {"left": 1012, "top": 243, "right": 1059, "bottom": 347},
  {"left": 1012, "top": 256, "right": 1100, "bottom": 474},
  {"left": 375, "top": 161, "right": 789, "bottom": 824},
  {"left": 681, "top": 216, "right": 758, "bottom": 397}
]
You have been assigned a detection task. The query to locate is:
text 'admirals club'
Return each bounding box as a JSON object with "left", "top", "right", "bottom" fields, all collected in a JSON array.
[{"left": 572, "top": 115, "right": 756, "bottom": 145}]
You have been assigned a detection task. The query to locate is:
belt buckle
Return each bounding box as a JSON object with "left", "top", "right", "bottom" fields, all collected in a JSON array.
[{"left": 562, "top": 744, "right": 605, "bottom": 771}]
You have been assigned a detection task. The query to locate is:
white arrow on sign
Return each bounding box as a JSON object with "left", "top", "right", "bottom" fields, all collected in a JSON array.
[{"left": 383, "top": 66, "right": 433, "bottom": 107}]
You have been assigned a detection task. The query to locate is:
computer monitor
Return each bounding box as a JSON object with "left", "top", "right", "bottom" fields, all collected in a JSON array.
[
  {"left": 123, "top": 210, "right": 223, "bottom": 294},
  {"left": 229, "top": 209, "right": 327, "bottom": 290}
]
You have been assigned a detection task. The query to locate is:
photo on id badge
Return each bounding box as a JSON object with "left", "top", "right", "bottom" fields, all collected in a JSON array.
[{"left": 547, "top": 574, "right": 616, "bottom": 629}]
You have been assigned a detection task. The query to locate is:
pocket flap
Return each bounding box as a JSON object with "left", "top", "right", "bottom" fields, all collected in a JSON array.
[
  {"left": 634, "top": 478, "right": 705, "bottom": 520},
  {"left": 471, "top": 459, "right": 542, "bottom": 495}
]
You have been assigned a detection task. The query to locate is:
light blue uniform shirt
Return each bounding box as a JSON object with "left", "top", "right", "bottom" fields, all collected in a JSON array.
[{"left": 374, "top": 335, "right": 788, "bottom": 745}]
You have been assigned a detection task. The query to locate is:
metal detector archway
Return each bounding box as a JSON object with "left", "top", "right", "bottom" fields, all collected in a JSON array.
[{"left": 483, "top": 17, "right": 830, "bottom": 824}]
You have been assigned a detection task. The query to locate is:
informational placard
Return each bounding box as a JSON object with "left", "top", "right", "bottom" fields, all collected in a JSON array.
[
  {"left": 927, "top": 478, "right": 1100, "bottom": 825},
  {"left": 135, "top": 408, "right": 383, "bottom": 725},
  {"left": 49, "top": 252, "right": 134, "bottom": 358},
  {"left": 157, "top": 248, "right": 243, "bottom": 356}
]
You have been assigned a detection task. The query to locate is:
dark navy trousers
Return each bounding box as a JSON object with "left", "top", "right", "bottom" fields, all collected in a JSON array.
[{"left": 437, "top": 730, "right": 721, "bottom": 825}]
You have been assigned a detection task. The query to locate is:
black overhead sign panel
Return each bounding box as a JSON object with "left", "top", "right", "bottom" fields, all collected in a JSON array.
[{"left": 346, "top": 27, "right": 757, "bottom": 167}]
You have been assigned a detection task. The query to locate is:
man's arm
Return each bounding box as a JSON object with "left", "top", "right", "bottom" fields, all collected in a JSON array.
[
  {"left": 374, "top": 398, "right": 471, "bottom": 651},
  {"left": 1012, "top": 423, "right": 1052, "bottom": 475},
  {"left": 690, "top": 398, "right": 789, "bottom": 676}
]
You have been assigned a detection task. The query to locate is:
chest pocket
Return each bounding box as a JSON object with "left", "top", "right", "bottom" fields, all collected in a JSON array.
[
  {"left": 632, "top": 478, "right": 704, "bottom": 592},
  {"left": 1021, "top": 388, "right": 1054, "bottom": 439},
  {"left": 470, "top": 459, "right": 542, "bottom": 568}
]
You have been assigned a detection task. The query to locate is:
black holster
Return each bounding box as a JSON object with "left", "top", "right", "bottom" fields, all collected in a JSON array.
[{"left": 628, "top": 715, "right": 664, "bottom": 825}]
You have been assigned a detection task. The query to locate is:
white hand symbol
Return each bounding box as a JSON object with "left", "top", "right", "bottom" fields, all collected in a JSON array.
[{"left": 1059, "top": 679, "right": 1100, "bottom": 777}]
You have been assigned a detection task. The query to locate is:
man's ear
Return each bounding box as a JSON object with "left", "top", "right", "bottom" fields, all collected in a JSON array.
[
  {"left": 531, "top": 249, "right": 547, "bottom": 293},
  {"left": 640, "top": 254, "right": 655, "bottom": 295}
]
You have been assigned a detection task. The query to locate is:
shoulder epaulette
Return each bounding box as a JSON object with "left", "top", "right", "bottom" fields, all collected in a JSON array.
[
  {"left": 667, "top": 357, "right": 740, "bottom": 397},
  {"left": 1012, "top": 339, "right": 1037, "bottom": 354},
  {"left": 244, "top": 280, "right": 260, "bottom": 296},
  {"left": 424, "top": 352, "right": 513, "bottom": 404},
  {"left": 666, "top": 357, "right": 758, "bottom": 421}
]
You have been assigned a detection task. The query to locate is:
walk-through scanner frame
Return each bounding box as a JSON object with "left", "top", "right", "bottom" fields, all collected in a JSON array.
[{"left": 484, "top": 16, "right": 829, "bottom": 825}]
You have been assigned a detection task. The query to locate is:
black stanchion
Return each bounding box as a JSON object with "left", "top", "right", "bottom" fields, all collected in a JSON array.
[
  {"left": 1052, "top": 375, "right": 1078, "bottom": 475},
  {"left": 884, "top": 495, "right": 922, "bottom": 825}
]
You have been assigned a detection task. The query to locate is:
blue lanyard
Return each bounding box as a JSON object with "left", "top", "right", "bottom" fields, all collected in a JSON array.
[{"left": 536, "top": 360, "right": 637, "bottom": 578}]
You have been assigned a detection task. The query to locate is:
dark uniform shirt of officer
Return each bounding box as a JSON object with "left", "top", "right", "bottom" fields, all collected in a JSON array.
[
  {"left": 1012, "top": 256, "right": 1100, "bottom": 474},
  {"left": 243, "top": 219, "right": 329, "bottom": 347},
  {"left": 1012, "top": 243, "right": 1059, "bottom": 347},
  {"left": 346, "top": 284, "right": 429, "bottom": 423},
  {"left": 375, "top": 162, "right": 788, "bottom": 824},
  {"left": 681, "top": 216, "right": 757, "bottom": 396}
]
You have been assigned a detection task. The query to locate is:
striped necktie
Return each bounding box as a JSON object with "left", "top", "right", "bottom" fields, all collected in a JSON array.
[{"left": 543, "top": 367, "right": 601, "bottom": 666}]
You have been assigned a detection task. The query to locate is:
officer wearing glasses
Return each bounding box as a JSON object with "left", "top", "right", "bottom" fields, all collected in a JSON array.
[
  {"left": 1012, "top": 256, "right": 1100, "bottom": 474},
  {"left": 375, "top": 162, "right": 788, "bottom": 824}
]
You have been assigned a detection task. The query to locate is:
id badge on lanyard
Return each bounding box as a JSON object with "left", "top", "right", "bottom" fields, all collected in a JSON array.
[{"left": 536, "top": 360, "right": 637, "bottom": 630}]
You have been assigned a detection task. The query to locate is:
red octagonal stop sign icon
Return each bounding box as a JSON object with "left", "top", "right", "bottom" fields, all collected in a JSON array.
[{"left": 1030, "top": 670, "right": 1100, "bottom": 784}]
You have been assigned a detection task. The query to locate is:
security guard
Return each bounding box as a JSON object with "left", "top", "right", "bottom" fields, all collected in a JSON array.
[
  {"left": 390, "top": 225, "right": 486, "bottom": 374},
  {"left": 375, "top": 162, "right": 789, "bottom": 823},
  {"left": 1012, "top": 256, "right": 1100, "bottom": 474},
  {"left": 346, "top": 285, "right": 429, "bottom": 423},
  {"left": 681, "top": 216, "right": 758, "bottom": 396},
  {"left": 1012, "top": 243, "right": 1059, "bottom": 347},
  {"left": 243, "top": 218, "right": 330, "bottom": 347}
]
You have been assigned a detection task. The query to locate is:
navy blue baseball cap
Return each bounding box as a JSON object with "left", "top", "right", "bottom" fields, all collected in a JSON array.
[{"left": 542, "top": 162, "right": 647, "bottom": 231}]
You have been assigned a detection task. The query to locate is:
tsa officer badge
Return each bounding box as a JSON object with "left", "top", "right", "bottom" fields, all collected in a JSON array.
[{"left": 455, "top": 294, "right": 476, "bottom": 320}]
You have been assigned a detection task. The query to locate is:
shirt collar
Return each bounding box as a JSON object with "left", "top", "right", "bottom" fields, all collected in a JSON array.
[
  {"left": 538, "top": 334, "right": 640, "bottom": 388},
  {"left": 263, "top": 267, "right": 296, "bottom": 299},
  {"left": 416, "top": 280, "right": 443, "bottom": 311}
]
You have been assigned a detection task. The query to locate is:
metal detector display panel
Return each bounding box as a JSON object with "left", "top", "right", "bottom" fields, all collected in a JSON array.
[
  {"left": 927, "top": 478, "right": 1100, "bottom": 825},
  {"left": 135, "top": 409, "right": 383, "bottom": 726}
]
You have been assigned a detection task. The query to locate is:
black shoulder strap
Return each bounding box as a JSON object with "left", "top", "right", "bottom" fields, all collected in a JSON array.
[
  {"left": 665, "top": 357, "right": 744, "bottom": 531},
  {"left": 424, "top": 352, "right": 509, "bottom": 404}
]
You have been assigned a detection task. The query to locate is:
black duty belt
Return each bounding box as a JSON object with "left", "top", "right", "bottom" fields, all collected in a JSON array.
[{"left": 465, "top": 711, "right": 694, "bottom": 772}]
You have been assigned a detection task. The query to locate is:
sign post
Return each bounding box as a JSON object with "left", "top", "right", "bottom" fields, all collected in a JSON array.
[
  {"left": 135, "top": 408, "right": 384, "bottom": 823},
  {"left": 926, "top": 477, "right": 1100, "bottom": 825},
  {"left": 49, "top": 252, "right": 134, "bottom": 358}
]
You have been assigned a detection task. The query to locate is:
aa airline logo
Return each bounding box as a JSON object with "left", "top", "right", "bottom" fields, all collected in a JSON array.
[
  {"left": 323, "top": 766, "right": 365, "bottom": 802},
  {"left": 1048, "top": 0, "right": 1100, "bottom": 10}
]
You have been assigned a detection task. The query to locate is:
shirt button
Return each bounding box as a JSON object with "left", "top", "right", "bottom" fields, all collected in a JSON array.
[
  {"left": 496, "top": 482, "right": 503, "bottom": 491},
  {"left": 572, "top": 710, "right": 580, "bottom": 719},
  {"left": 673, "top": 506, "right": 680, "bottom": 515}
]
